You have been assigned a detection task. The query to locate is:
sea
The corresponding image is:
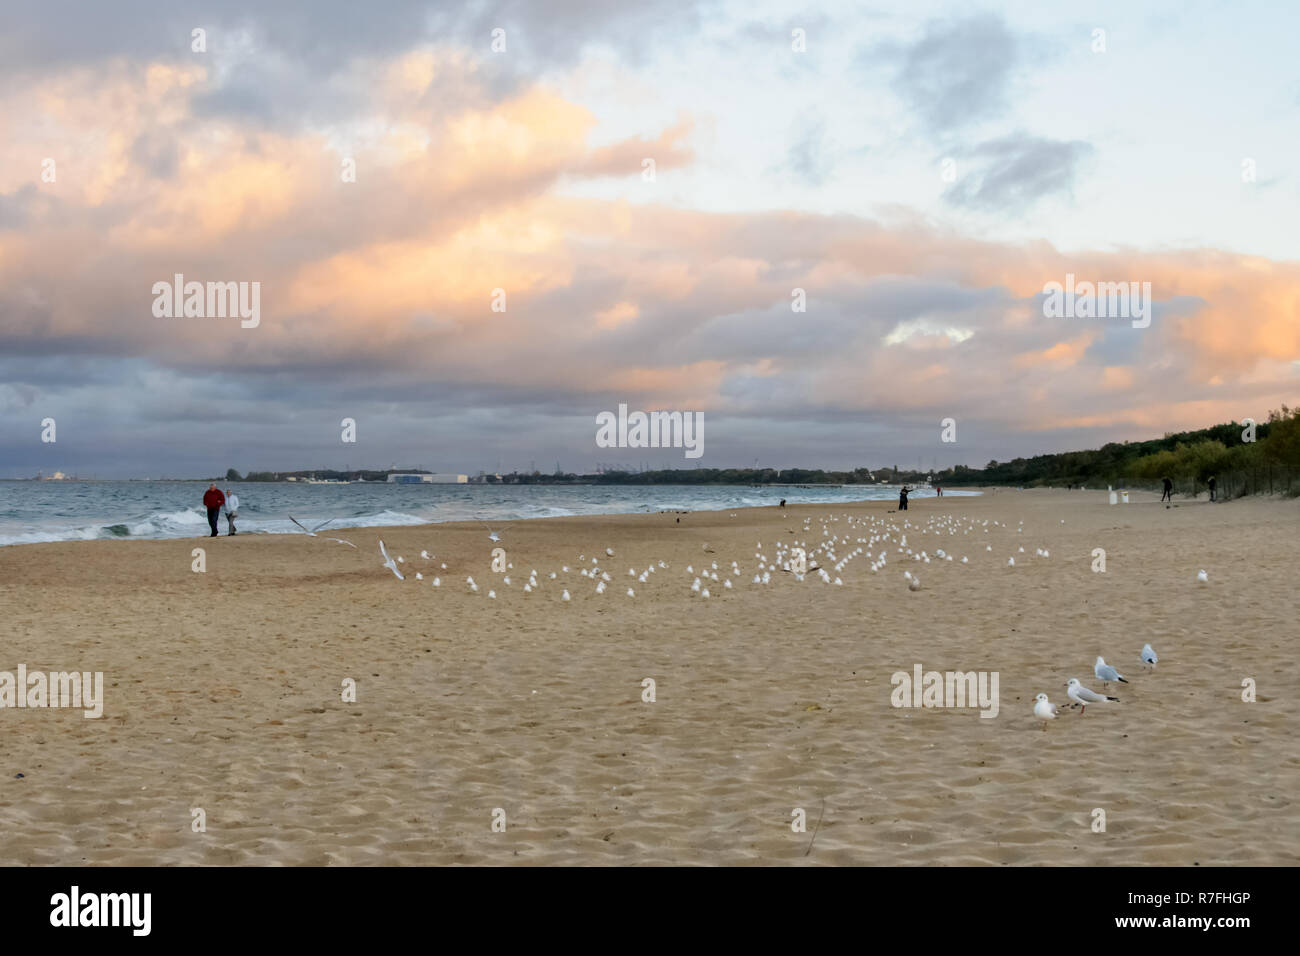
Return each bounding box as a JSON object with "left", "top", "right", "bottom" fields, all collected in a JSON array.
[{"left": 0, "top": 481, "right": 978, "bottom": 547}]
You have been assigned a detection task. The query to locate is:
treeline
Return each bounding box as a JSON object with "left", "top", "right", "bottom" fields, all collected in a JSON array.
[
  {"left": 221, "top": 405, "right": 1300, "bottom": 499},
  {"left": 587, "top": 467, "right": 888, "bottom": 485},
  {"left": 470, "top": 467, "right": 924, "bottom": 485},
  {"left": 940, "top": 407, "right": 1299, "bottom": 498}
]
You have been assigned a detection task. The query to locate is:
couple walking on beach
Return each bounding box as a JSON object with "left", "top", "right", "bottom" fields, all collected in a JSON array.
[{"left": 202, "top": 484, "right": 239, "bottom": 537}]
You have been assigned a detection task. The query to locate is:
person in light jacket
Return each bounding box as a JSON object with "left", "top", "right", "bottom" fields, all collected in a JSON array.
[{"left": 224, "top": 488, "right": 240, "bottom": 536}]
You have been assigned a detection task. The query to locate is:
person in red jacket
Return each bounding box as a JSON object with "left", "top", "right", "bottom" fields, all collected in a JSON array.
[{"left": 202, "top": 484, "right": 226, "bottom": 538}]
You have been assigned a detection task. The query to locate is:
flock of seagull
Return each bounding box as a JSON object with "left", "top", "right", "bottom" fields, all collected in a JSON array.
[
  {"left": 287, "top": 508, "right": 1200, "bottom": 729},
  {"left": 1034, "top": 644, "right": 1161, "bottom": 728},
  {"left": 344, "top": 512, "right": 1062, "bottom": 600}
]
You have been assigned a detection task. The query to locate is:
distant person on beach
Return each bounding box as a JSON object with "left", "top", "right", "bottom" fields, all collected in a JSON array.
[
  {"left": 1208, "top": 476, "right": 1217, "bottom": 502},
  {"left": 779, "top": 498, "right": 786, "bottom": 508},
  {"left": 899, "top": 486, "right": 910, "bottom": 511},
  {"left": 936, "top": 485, "right": 942, "bottom": 497},
  {"left": 202, "top": 484, "right": 225, "bottom": 538},
  {"left": 1161, "top": 477, "right": 1173, "bottom": 503},
  {"left": 224, "top": 488, "right": 240, "bottom": 535}
]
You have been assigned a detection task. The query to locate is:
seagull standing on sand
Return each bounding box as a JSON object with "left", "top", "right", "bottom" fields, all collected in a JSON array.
[
  {"left": 1141, "top": 643, "right": 1158, "bottom": 670},
  {"left": 1033, "top": 693, "right": 1058, "bottom": 730},
  {"left": 1094, "top": 656, "right": 1128, "bottom": 689},
  {"left": 378, "top": 540, "right": 404, "bottom": 580},
  {"left": 1066, "top": 678, "right": 1118, "bottom": 714}
]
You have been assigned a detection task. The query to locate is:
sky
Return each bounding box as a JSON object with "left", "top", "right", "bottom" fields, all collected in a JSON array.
[{"left": 1, "top": 0, "right": 1297, "bottom": 478}]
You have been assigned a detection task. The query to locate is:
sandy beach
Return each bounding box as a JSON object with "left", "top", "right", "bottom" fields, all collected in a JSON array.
[{"left": 1, "top": 488, "right": 1296, "bottom": 866}]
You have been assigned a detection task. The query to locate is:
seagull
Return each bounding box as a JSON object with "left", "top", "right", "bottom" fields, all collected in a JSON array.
[
  {"left": 1094, "top": 656, "right": 1128, "bottom": 689},
  {"left": 477, "top": 519, "right": 510, "bottom": 543},
  {"left": 1196, "top": 569, "right": 1209, "bottom": 585},
  {"left": 378, "top": 540, "right": 404, "bottom": 580},
  {"left": 908, "top": 577, "right": 921, "bottom": 591},
  {"left": 1141, "top": 643, "right": 1158, "bottom": 670},
  {"left": 1033, "top": 693, "right": 1058, "bottom": 730},
  {"left": 290, "top": 515, "right": 332, "bottom": 537},
  {"left": 289, "top": 515, "right": 356, "bottom": 548},
  {"left": 1066, "top": 678, "right": 1118, "bottom": 714}
]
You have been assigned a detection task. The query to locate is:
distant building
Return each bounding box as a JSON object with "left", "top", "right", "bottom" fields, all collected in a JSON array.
[{"left": 387, "top": 473, "right": 467, "bottom": 484}]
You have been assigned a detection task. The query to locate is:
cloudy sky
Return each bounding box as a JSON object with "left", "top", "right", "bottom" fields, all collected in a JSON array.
[{"left": 2, "top": 0, "right": 1297, "bottom": 478}]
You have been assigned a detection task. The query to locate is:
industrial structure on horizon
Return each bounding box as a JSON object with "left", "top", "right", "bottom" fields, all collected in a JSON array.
[{"left": 386, "top": 473, "right": 468, "bottom": 484}]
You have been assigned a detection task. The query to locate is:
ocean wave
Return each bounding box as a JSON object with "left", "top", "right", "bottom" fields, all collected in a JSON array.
[{"left": 0, "top": 483, "right": 980, "bottom": 547}]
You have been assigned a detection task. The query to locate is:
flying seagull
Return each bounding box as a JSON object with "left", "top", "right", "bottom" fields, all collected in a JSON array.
[
  {"left": 1094, "top": 656, "right": 1128, "bottom": 689},
  {"left": 290, "top": 516, "right": 332, "bottom": 536},
  {"left": 378, "top": 540, "right": 404, "bottom": 580},
  {"left": 1066, "top": 678, "right": 1118, "bottom": 714},
  {"left": 477, "top": 519, "right": 510, "bottom": 543},
  {"left": 289, "top": 515, "right": 356, "bottom": 548}
]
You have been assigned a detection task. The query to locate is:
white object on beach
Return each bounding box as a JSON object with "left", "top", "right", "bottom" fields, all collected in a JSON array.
[
  {"left": 1197, "top": 569, "right": 1209, "bottom": 584},
  {"left": 562, "top": 590, "right": 570, "bottom": 601},
  {"left": 378, "top": 540, "right": 404, "bottom": 580},
  {"left": 606, "top": 548, "right": 615, "bottom": 557},
  {"left": 432, "top": 577, "right": 440, "bottom": 587},
  {"left": 1033, "top": 693, "right": 1058, "bottom": 728},
  {"left": 477, "top": 520, "right": 509, "bottom": 542},
  {"left": 1141, "top": 643, "right": 1158, "bottom": 668},
  {"left": 626, "top": 588, "right": 635, "bottom": 597},
  {"left": 908, "top": 577, "right": 921, "bottom": 591},
  {"left": 1066, "top": 678, "right": 1118, "bottom": 713},
  {"left": 1008, "top": 557, "right": 1015, "bottom": 566},
  {"left": 1094, "top": 656, "right": 1128, "bottom": 687},
  {"left": 700, "top": 588, "right": 710, "bottom": 598}
]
